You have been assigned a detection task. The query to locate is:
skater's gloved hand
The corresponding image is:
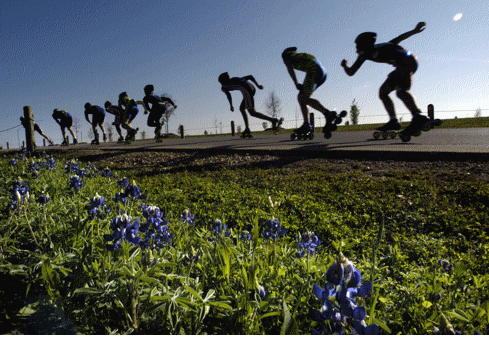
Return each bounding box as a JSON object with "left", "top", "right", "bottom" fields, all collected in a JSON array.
[
  {"left": 230, "top": 106, "right": 234, "bottom": 112},
  {"left": 296, "top": 83, "right": 303, "bottom": 91},
  {"left": 414, "top": 22, "right": 426, "bottom": 33},
  {"left": 258, "top": 85, "right": 264, "bottom": 90},
  {"left": 341, "top": 59, "right": 348, "bottom": 68}
]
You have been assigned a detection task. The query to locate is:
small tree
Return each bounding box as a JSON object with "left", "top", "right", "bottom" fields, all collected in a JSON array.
[
  {"left": 204, "top": 130, "right": 208, "bottom": 136},
  {"left": 104, "top": 122, "right": 114, "bottom": 141},
  {"left": 262, "top": 122, "right": 268, "bottom": 130},
  {"left": 475, "top": 107, "right": 482, "bottom": 118},
  {"left": 350, "top": 99, "right": 360, "bottom": 125},
  {"left": 87, "top": 128, "right": 94, "bottom": 140},
  {"left": 266, "top": 91, "right": 281, "bottom": 119},
  {"left": 160, "top": 93, "right": 176, "bottom": 136},
  {"left": 141, "top": 130, "right": 146, "bottom": 140},
  {"left": 236, "top": 125, "right": 242, "bottom": 134}
]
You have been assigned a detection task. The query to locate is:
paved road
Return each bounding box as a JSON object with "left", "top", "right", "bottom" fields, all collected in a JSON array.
[{"left": 9, "top": 128, "right": 489, "bottom": 161}]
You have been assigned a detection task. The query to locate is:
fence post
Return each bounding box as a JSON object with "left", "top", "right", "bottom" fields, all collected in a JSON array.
[
  {"left": 23, "top": 106, "right": 36, "bottom": 152},
  {"left": 179, "top": 125, "right": 185, "bottom": 139},
  {"left": 309, "top": 112, "right": 315, "bottom": 128},
  {"left": 427, "top": 104, "right": 434, "bottom": 120},
  {"left": 231, "top": 121, "right": 235, "bottom": 136},
  {"left": 43, "top": 139, "right": 46, "bottom": 147},
  {"left": 7, "top": 142, "right": 10, "bottom": 150}
]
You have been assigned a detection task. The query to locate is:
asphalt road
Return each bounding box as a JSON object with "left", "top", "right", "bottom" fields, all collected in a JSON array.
[{"left": 7, "top": 128, "right": 489, "bottom": 162}]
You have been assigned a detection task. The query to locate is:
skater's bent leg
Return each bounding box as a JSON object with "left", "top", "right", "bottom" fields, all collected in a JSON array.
[
  {"left": 306, "top": 98, "right": 330, "bottom": 116},
  {"left": 396, "top": 90, "right": 422, "bottom": 116},
  {"left": 239, "top": 102, "right": 250, "bottom": 130},
  {"left": 248, "top": 108, "right": 275, "bottom": 123},
  {"left": 379, "top": 81, "right": 397, "bottom": 119},
  {"left": 298, "top": 92, "right": 310, "bottom": 125}
]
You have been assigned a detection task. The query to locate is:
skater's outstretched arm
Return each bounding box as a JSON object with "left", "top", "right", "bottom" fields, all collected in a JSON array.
[
  {"left": 389, "top": 22, "right": 426, "bottom": 45},
  {"left": 243, "top": 75, "right": 264, "bottom": 90},
  {"left": 341, "top": 56, "right": 366, "bottom": 77},
  {"left": 160, "top": 97, "right": 177, "bottom": 108},
  {"left": 136, "top": 100, "right": 149, "bottom": 113}
]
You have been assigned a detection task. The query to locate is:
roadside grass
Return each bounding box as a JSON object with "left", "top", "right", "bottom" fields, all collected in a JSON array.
[{"left": 1, "top": 151, "right": 487, "bottom": 335}]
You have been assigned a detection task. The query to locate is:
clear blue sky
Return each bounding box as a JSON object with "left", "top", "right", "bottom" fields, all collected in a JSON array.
[{"left": 1, "top": 0, "right": 488, "bottom": 146}]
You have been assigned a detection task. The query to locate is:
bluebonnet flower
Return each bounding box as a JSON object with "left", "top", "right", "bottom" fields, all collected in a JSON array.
[
  {"left": 77, "top": 168, "right": 90, "bottom": 178},
  {"left": 20, "top": 147, "right": 29, "bottom": 155},
  {"left": 45, "top": 157, "right": 57, "bottom": 169},
  {"left": 37, "top": 193, "right": 51, "bottom": 204},
  {"left": 64, "top": 159, "right": 80, "bottom": 174},
  {"left": 9, "top": 178, "right": 30, "bottom": 209},
  {"left": 28, "top": 161, "right": 40, "bottom": 174},
  {"left": 180, "top": 209, "right": 195, "bottom": 225},
  {"left": 69, "top": 175, "right": 83, "bottom": 191},
  {"left": 103, "top": 215, "right": 141, "bottom": 251},
  {"left": 438, "top": 259, "right": 454, "bottom": 273},
  {"left": 262, "top": 218, "right": 286, "bottom": 241},
  {"left": 258, "top": 285, "right": 266, "bottom": 299},
  {"left": 296, "top": 231, "right": 321, "bottom": 258},
  {"left": 86, "top": 193, "right": 110, "bottom": 220},
  {"left": 9, "top": 159, "right": 17, "bottom": 166},
  {"left": 117, "top": 177, "right": 130, "bottom": 189},
  {"left": 239, "top": 230, "right": 252, "bottom": 241},
  {"left": 113, "top": 180, "right": 146, "bottom": 203},
  {"left": 102, "top": 167, "right": 112, "bottom": 177},
  {"left": 208, "top": 219, "right": 231, "bottom": 241},
  {"left": 310, "top": 253, "right": 378, "bottom": 335},
  {"left": 138, "top": 204, "right": 174, "bottom": 252}
]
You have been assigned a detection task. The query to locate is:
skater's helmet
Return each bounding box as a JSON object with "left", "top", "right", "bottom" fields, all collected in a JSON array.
[
  {"left": 218, "top": 72, "right": 229, "bottom": 84},
  {"left": 144, "top": 84, "right": 154, "bottom": 94},
  {"left": 355, "top": 32, "right": 376, "bottom": 51},
  {"left": 84, "top": 102, "right": 91, "bottom": 110},
  {"left": 104, "top": 101, "right": 112, "bottom": 108},
  {"left": 119, "top": 92, "right": 128, "bottom": 100},
  {"left": 282, "top": 47, "right": 297, "bottom": 60}
]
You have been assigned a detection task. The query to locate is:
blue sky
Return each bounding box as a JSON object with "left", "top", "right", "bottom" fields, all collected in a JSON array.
[{"left": 1, "top": 0, "right": 488, "bottom": 146}]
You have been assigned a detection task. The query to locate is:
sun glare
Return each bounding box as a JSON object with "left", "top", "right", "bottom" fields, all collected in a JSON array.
[{"left": 453, "top": 13, "right": 463, "bottom": 21}]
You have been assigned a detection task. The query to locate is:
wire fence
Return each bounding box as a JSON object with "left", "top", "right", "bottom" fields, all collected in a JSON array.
[{"left": 1, "top": 108, "right": 488, "bottom": 148}]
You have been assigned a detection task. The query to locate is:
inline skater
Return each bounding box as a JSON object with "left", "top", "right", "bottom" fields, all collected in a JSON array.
[
  {"left": 219, "top": 72, "right": 283, "bottom": 138},
  {"left": 84, "top": 102, "right": 107, "bottom": 145},
  {"left": 143, "top": 85, "right": 177, "bottom": 139},
  {"left": 52, "top": 109, "right": 78, "bottom": 145},
  {"left": 341, "top": 22, "right": 428, "bottom": 136},
  {"left": 118, "top": 92, "right": 148, "bottom": 141},
  {"left": 104, "top": 101, "right": 125, "bottom": 142},
  {"left": 20, "top": 116, "right": 54, "bottom": 146},
  {"left": 282, "top": 47, "right": 341, "bottom": 138}
]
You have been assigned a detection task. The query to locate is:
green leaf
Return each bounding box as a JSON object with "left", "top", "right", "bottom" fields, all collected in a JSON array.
[
  {"left": 372, "top": 316, "right": 392, "bottom": 334},
  {"left": 447, "top": 310, "right": 469, "bottom": 322},
  {"left": 422, "top": 300, "right": 432, "bottom": 308},
  {"left": 184, "top": 285, "right": 203, "bottom": 302},
  {"left": 280, "top": 300, "right": 292, "bottom": 335},
  {"left": 207, "top": 301, "right": 233, "bottom": 310}
]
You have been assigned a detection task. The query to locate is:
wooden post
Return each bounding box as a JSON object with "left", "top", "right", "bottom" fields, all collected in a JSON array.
[
  {"left": 231, "top": 121, "right": 235, "bottom": 136},
  {"left": 7, "top": 142, "right": 10, "bottom": 150},
  {"left": 179, "top": 125, "right": 185, "bottom": 139},
  {"left": 43, "top": 139, "right": 46, "bottom": 147},
  {"left": 23, "top": 106, "right": 36, "bottom": 152},
  {"left": 309, "top": 112, "right": 315, "bottom": 128},
  {"left": 22, "top": 141, "right": 25, "bottom": 148},
  {"left": 427, "top": 104, "right": 434, "bottom": 120}
]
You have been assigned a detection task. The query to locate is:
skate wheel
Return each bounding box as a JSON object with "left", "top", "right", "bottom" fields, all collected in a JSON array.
[
  {"left": 290, "top": 133, "right": 297, "bottom": 141},
  {"left": 400, "top": 133, "right": 411, "bottom": 142},
  {"left": 308, "top": 133, "right": 314, "bottom": 140},
  {"left": 389, "top": 131, "right": 397, "bottom": 139},
  {"left": 382, "top": 132, "right": 389, "bottom": 140},
  {"left": 335, "top": 117, "right": 343, "bottom": 125},
  {"left": 330, "top": 124, "right": 338, "bottom": 132},
  {"left": 339, "top": 110, "right": 347, "bottom": 118},
  {"left": 373, "top": 131, "right": 381, "bottom": 139},
  {"left": 324, "top": 131, "right": 332, "bottom": 139},
  {"left": 433, "top": 119, "right": 442, "bottom": 127},
  {"left": 413, "top": 130, "right": 422, "bottom": 137}
]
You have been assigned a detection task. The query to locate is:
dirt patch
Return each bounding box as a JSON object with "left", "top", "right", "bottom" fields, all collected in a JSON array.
[{"left": 58, "top": 148, "right": 489, "bottom": 181}]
